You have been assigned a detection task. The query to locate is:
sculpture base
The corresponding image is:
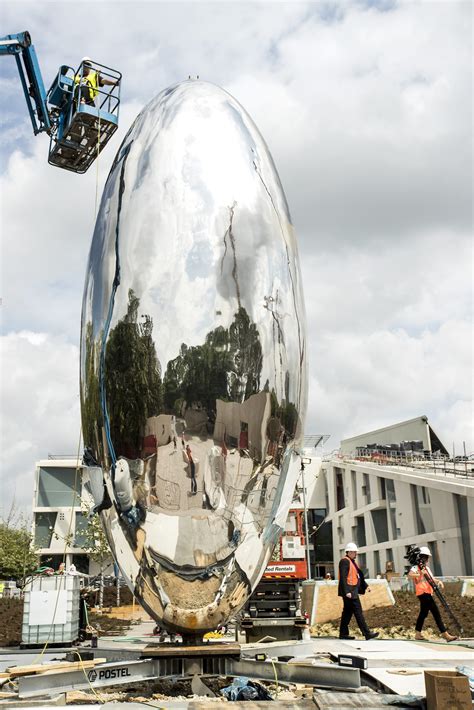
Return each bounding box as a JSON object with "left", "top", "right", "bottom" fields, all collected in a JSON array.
[{"left": 141, "top": 641, "right": 241, "bottom": 657}]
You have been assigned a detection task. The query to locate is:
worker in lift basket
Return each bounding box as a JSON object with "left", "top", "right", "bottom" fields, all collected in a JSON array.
[
  {"left": 75, "top": 57, "right": 116, "bottom": 106},
  {"left": 408, "top": 546, "right": 457, "bottom": 641},
  {"left": 338, "top": 542, "right": 378, "bottom": 640}
]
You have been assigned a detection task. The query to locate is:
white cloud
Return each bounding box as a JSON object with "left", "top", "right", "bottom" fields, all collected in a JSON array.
[
  {"left": 0, "top": 100, "right": 143, "bottom": 340},
  {"left": 307, "top": 319, "right": 473, "bottom": 452},
  {"left": 0, "top": 332, "right": 80, "bottom": 514}
]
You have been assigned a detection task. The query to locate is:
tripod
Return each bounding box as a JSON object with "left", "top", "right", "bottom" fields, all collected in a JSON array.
[{"left": 420, "top": 563, "right": 464, "bottom": 635}]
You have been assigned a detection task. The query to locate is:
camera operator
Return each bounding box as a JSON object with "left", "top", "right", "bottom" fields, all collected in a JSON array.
[{"left": 408, "top": 546, "right": 457, "bottom": 642}]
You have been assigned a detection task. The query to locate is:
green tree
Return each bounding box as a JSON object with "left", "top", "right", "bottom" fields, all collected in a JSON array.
[
  {"left": 79, "top": 511, "right": 112, "bottom": 608},
  {"left": 0, "top": 518, "right": 39, "bottom": 581}
]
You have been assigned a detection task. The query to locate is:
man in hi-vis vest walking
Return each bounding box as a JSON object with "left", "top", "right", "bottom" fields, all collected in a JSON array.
[{"left": 338, "top": 542, "right": 378, "bottom": 640}]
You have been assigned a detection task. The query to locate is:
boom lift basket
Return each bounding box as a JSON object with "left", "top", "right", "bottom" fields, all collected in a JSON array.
[{"left": 47, "top": 59, "right": 121, "bottom": 174}]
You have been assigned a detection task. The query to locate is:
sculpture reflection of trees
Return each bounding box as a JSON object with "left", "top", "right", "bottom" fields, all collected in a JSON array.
[
  {"left": 163, "top": 307, "right": 263, "bottom": 413},
  {"left": 228, "top": 307, "right": 262, "bottom": 401},
  {"left": 105, "top": 290, "right": 163, "bottom": 457},
  {"left": 164, "top": 335, "right": 229, "bottom": 415},
  {"left": 81, "top": 322, "right": 103, "bottom": 460}
]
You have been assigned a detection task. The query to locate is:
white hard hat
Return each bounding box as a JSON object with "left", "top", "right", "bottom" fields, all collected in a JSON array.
[
  {"left": 419, "top": 546, "right": 431, "bottom": 556},
  {"left": 345, "top": 542, "right": 358, "bottom": 552},
  {"left": 82, "top": 56, "right": 92, "bottom": 63}
]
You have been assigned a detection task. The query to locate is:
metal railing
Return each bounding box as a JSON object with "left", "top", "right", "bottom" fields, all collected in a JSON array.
[
  {"left": 325, "top": 451, "right": 474, "bottom": 479},
  {"left": 47, "top": 454, "right": 80, "bottom": 460}
]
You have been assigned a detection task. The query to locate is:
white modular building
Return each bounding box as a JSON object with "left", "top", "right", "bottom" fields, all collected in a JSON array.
[
  {"left": 31, "top": 457, "right": 113, "bottom": 575},
  {"left": 309, "top": 417, "right": 473, "bottom": 578}
]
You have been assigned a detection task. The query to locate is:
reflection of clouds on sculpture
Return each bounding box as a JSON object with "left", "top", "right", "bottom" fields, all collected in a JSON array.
[{"left": 80, "top": 80, "right": 307, "bottom": 636}]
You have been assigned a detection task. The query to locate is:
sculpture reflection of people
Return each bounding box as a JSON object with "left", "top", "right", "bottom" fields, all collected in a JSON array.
[{"left": 186, "top": 444, "right": 197, "bottom": 495}]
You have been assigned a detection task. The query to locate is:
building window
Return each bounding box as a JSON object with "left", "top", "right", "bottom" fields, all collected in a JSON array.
[
  {"left": 356, "top": 515, "right": 366, "bottom": 547},
  {"left": 37, "top": 467, "right": 80, "bottom": 507},
  {"left": 39, "top": 553, "right": 63, "bottom": 571},
  {"left": 72, "top": 554, "right": 90, "bottom": 575},
  {"left": 337, "top": 520, "right": 345, "bottom": 544},
  {"left": 430, "top": 542, "right": 442, "bottom": 576},
  {"left": 362, "top": 473, "right": 371, "bottom": 504},
  {"left": 311, "top": 509, "right": 333, "bottom": 573},
  {"left": 454, "top": 494, "right": 472, "bottom": 576},
  {"left": 386, "top": 548, "right": 393, "bottom": 562},
  {"left": 386, "top": 479, "right": 398, "bottom": 540},
  {"left": 351, "top": 470, "right": 357, "bottom": 509},
  {"left": 74, "top": 512, "right": 89, "bottom": 547},
  {"left": 379, "top": 477, "right": 386, "bottom": 500},
  {"left": 357, "top": 553, "right": 367, "bottom": 574},
  {"left": 371, "top": 509, "right": 389, "bottom": 543},
  {"left": 34, "top": 512, "right": 57, "bottom": 548},
  {"left": 411, "top": 484, "right": 434, "bottom": 534},
  {"left": 335, "top": 468, "right": 345, "bottom": 510},
  {"left": 374, "top": 550, "right": 381, "bottom": 576},
  {"left": 323, "top": 473, "right": 330, "bottom": 513}
]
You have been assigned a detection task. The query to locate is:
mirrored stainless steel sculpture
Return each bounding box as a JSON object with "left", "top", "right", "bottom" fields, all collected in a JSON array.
[{"left": 80, "top": 80, "right": 307, "bottom": 637}]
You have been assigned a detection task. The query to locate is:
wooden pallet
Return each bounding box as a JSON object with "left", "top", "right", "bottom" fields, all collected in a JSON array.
[{"left": 4, "top": 657, "right": 107, "bottom": 679}]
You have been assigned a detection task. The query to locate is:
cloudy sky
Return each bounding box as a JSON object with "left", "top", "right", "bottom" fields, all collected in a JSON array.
[{"left": 0, "top": 0, "right": 472, "bottom": 514}]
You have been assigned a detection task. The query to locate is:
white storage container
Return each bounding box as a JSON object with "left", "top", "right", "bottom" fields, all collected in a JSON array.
[{"left": 21, "top": 574, "right": 80, "bottom": 646}]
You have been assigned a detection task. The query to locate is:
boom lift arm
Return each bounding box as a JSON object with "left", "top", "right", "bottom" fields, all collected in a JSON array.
[
  {"left": 0, "top": 30, "right": 121, "bottom": 174},
  {"left": 0, "top": 31, "right": 51, "bottom": 135}
]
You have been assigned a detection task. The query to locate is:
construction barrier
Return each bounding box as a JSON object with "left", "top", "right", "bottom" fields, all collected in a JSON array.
[{"left": 301, "top": 579, "right": 395, "bottom": 625}]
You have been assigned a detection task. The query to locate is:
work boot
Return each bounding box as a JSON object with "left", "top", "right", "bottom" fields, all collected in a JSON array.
[
  {"left": 339, "top": 635, "right": 356, "bottom": 640},
  {"left": 365, "top": 631, "right": 379, "bottom": 640},
  {"left": 415, "top": 631, "right": 425, "bottom": 640},
  {"left": 441, "top": 631, "right": 458, "bottom": 642}
]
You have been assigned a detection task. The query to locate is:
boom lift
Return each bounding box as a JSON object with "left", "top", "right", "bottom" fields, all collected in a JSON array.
[{"left": 0, "top": 31, "right": 121, "bottom": 174}]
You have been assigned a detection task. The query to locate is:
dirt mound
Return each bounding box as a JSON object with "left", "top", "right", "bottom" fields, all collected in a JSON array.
[
  {"left": 0, "top": 596, "right": 135, "bottom": 646},
  {"left": 0, "top": 598, "right": 22, "bottom": 646},
  {"left": 311, "top": 585, "right": 474, "bottom": 639},
  {"left": 91, "top": 585, "right": 134, "bottom": 608},
  {"left": 88, "top": 610, "right": 135, "bottom": 636}
]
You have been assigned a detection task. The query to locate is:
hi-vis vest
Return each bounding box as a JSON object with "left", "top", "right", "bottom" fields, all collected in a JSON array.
[
  {"left": 75, "top": 70, "right": 99, "bottom": 101},
  {"left": 340, "top": 557, "right": 359, "bottom": 586},
  {"left": 412, "top": 565, "right": 433, "bottom": 596}
]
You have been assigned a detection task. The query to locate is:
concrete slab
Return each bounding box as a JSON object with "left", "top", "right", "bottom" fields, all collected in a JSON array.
[
  {"left": 1, "top": 636, "right": 471, "bottom": 704},
  {"left": 364, "top": 667, "right": 428, "bottom": 696}
]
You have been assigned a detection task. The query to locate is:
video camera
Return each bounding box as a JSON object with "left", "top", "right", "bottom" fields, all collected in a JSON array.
[{"left": 404, "top": 544, "right": 424, "bottom": 567}]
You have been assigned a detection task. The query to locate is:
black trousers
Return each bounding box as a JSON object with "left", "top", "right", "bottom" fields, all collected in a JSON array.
[
  {"left": 190, "top": 461, "right": 197, "bottom": 493},
  {"left": 339, "top": 595, "right": 370, "bottom": 637},
  {"left": 415, "top": 593, "right": 446, "bottom": 632}
]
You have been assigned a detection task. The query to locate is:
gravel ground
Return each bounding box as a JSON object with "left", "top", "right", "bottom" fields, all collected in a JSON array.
[
  {"left": 311, "top": 584, "right": 473, "bottom": 639},
  {"left": 2, "top": 583, "right": 472, "bottom": 647}
]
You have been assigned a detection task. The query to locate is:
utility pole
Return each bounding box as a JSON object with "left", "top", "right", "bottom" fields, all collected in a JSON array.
[{"left": 300, "top": 461, "right": 312, "bottom": 581}]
